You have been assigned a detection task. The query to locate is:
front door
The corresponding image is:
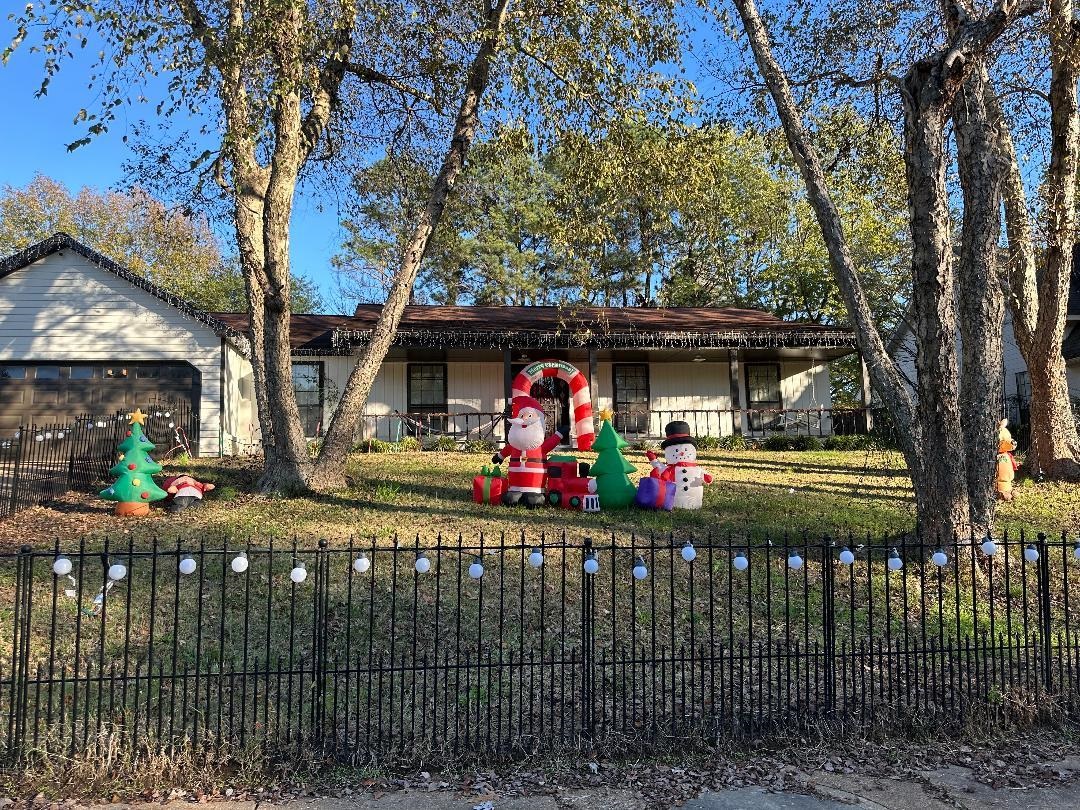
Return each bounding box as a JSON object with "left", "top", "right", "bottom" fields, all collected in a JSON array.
[{"left": 531, "top": 377, "right": 570, "bottom": 438}]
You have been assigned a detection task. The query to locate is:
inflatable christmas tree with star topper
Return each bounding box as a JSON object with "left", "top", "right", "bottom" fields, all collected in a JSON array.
[
  {"left": 100, "top": 409, "right": 168, "bottom": 516},
  {"left": 590, "top": 409, "right": 637, "bottom": 508}
]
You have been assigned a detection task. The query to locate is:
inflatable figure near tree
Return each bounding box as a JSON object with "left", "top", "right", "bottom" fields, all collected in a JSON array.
[
  {"left": 591, "top": 412, "right": 637, "bottom": 508},
  {"left": 101, "top": 409, "right": 168, "bottom": 516},
  {"left": 995, "top": 419, "right": 1020, "bottom": 501}
]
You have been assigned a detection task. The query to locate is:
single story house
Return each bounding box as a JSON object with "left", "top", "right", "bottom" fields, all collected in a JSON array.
[{"left": 0, "top": 234, "right": 863, "bottom": 456}]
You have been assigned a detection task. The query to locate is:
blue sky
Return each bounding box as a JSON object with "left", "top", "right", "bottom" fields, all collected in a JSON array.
[{"left": 0, "top": 48, "right": 347, "bottom": 307}]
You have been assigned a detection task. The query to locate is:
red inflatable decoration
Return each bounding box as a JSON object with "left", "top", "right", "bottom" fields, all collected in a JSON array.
[{"left": 511, "top": 359, "right": 595, "bottom": 450}]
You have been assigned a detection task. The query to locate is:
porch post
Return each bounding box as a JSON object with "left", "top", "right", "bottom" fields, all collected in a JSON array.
[
  {"left": 728, "top": 349, "right": 743, "bottom": 436},
  {"left": 588, "top": 348, "right": 598, "bottom": 409},
  {"left": 859, "top": 354, "right": 874, "bottom": 433},
  {"left": 503, "top": 349, "right": 513, "bottom": 443}
]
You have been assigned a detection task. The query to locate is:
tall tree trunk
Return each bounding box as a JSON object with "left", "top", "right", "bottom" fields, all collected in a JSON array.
[
  {"left": 992, "top": 0, "right": 1080, "bottom": 479},
  {"left": 953, "top": 64, "right": 1006, "bottom": 538},
  {"left": 730, "top": 0, "right": 1034, "bottom": 538},
  {"left": 310, "top": 0, "right": 514, "bottom": 490}
]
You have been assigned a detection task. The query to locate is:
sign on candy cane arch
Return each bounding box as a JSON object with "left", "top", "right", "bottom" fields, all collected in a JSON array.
[{"left": 511, "top": 359, "right": 595, "bottom": 450}]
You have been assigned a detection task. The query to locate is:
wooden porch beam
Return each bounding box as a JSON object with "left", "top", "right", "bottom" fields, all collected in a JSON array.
[{"left": 729, "top": 349, "right": 743, "bottom": 436}]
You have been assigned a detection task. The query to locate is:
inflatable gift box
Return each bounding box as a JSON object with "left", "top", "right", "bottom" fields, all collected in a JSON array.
[
  {"left": 472, "top": 466, "right": 506, "bottom": 505},
  {"left": 634, "top": 476, "right": 675, "bottom": 511}
]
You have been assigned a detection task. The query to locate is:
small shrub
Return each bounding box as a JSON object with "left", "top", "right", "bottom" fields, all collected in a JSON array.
[
  {"left": 354, "top": 438, "right": 394, "bottom": 453},
  {"left": 396, "top": 436, "right": 422, "bottom": 453},
  {"left": 631, "top": 438, "right": 659, "bottom": 451},
  {"left": 823, "top": 434, "right": 878, "bottom": 451},
  {"left": 790, "top": 435, "right": 822, "bottom": 451},
  {"left": 462, "top": 438, "right": 498, "bottom": 454},
  {"left": 374, "top": 481, "right": 403, "bottom": 501},
  {"left": 423, "top": 435, "right": 458, "bottom": 452},
  {"left": 762, "top": 433, "right": 793, "bottom": 451},
  {"left": 715, "top": 435, "right": 748, "bottom": 452},
  {"left": 695, "top": 435, "right": 721, "bottom": 450}
]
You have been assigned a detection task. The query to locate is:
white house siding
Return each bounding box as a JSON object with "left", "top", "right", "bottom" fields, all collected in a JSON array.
[
  {"left": 448, "top": 362, "right": 503, "bottom": 439},
  {"left": 780, "top": 359, "right": 832, "bottom": 435},
  {"left": 648, "top": 362, "right": 733, "bottom": 437},
  {"left": 222, "top": 344, "right": 259, "bottom": 455},
  {"left": 0, "top": 251, "right": 225, "bottom": 455},
  {"left": 314, "top": 356, "right": 407, "bottom": 442}
]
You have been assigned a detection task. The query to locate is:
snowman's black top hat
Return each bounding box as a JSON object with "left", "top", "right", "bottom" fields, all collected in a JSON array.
[{"left": 661, "top": 421, "right": 696, "bottom": 448}]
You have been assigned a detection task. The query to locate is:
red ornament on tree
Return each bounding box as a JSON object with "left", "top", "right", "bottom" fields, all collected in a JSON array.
[{"left": 127, "top": 463, "right": 136, "bottom": 470}]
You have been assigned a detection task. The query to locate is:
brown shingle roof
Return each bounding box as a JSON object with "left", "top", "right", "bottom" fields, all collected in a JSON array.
[{"left": 212, "top": 305, "right": 854, "bottom": 352}]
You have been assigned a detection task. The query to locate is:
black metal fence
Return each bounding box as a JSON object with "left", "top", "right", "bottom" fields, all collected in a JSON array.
[
  {"left": 0, "top": 398, "right": 196, "bottom": 520},
  {"left": 3, "top": 530, "right": 1078, "bottom": 767}
]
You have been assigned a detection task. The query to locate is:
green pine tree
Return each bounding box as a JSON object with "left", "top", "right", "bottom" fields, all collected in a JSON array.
[
  {"left": 590, "top": 419, "right": 637, "bottom": 508},
  {"left": 100, "top": 412, "right": 168, "bottom": 507}
]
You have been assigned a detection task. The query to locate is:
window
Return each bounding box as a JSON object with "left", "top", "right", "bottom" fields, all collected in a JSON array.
[
  {"left": 745, "top": 363, "right": 782, "bottom": 431},
  {"left": 69, "top": 366, "right": 95, "bottom": 380},
  {"left": 34, "top": 366, "right": 60, "bottom": 380},
  {"left": 0, "top": 367, "right": 25, "bottom": 380},
  {"left": 291, "top": 362, "right": 324, "bottom": 437},
  {"left": 136, "top": 366, "right": 160, "bottom": 379},
  {"left": 408, "top": 363, "right": 448, "bottom": 432},
  {"left": 613, "top": 364, "right": 649, "bottom": 434}
]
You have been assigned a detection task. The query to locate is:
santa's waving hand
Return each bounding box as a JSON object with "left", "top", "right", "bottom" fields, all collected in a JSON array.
[{"left": 491, "top": 396, "right": 566, "bottom": 507}]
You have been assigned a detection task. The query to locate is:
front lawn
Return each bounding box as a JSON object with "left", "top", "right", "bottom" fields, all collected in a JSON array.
[{"left": 1, "top": 446, "right": 1076, "bottom": 548}]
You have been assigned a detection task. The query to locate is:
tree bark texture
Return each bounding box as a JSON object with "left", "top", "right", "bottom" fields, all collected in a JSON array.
[
  {"left": 310, "top": 0, "right": 514, "bottom": 490},
  {"left": 952, "top": 64, "right": 1006, "bottom": 537}
]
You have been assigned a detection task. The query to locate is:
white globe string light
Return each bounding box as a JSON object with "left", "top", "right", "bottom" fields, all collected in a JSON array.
[
  {"left": 1024, "top": 544, "right": 1039, "bottom": 563},
  {"left": 230, "top": 552, "right": 249, "bottom": 574},
  {"left": 289, "top": 562, "right": 308, "bottom": 584},
  {"left": 178, "top": 556, "right": 197, "bottom": 575},
  {"left": 108, "top": 562, "right": 127, "bottom": 581},
  {"left": 787, "top": 551, "right": 804, "bottom": 571},
  {"left": 932, "top": 549, "right": 949, "bottom": 567},
  {"left": 528, "top": 548, "right": 544, "bottom": 568},
  {"left": 414, "top": 553, "right": 431, "bottom": 574},
  {"left": 887, "top": 548, "right": 903, "bottom": 572},
  {"left": 353, "top": 555, "right": 371, "bottom": 574},
  {"left": 468, "top": 558, "right": 485, "bottom": 579},
  {"left": 733, "top": 551, "right": 749, "bottom": 571},
  {"left": 632, "top": 556, "right": 648, "bottom": 580},
  {"left": 681, "top": 541, "right": 697, "bottom": 563},
  {"left": 52, "top": 556, "right": 72, "bottom": 576},
  {"left": 583, "top": 551, "right": 599, "bottom": 575},
  {"left": 981, "top": 538, "right": 998, "bottom": 556},
  {"left": 1074, "top": 541, "right": 1080, "bottom": 560},
  {"left": 838, "top": 547, "right": 855, "bottom": 566}
]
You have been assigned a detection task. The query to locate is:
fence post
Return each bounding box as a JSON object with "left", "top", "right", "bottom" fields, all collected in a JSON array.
[
  {"left": 581, "top": 537, "right": 596, "bottom": 740},
  {"left": 8, "top": 545, "right": 32, "bottom": 763},
  {"left": 1036, "top": 532, "right": 1053, "bottom": 695},
  {"left": 821, "top": 536, "right": 836, "bottom": 715},
  {"left": 312, "top": 538, "right": 330, "bottom": 751},
  {"left": 8, "top": 433, "right": 24, "bottom": 516}
]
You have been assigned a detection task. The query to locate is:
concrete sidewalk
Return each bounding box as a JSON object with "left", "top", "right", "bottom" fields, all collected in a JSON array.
[{"left": 63, "top": 758, "right": 1080, "bottom": 810}]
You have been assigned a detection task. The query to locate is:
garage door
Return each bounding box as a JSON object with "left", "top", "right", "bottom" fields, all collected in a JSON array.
[{"left": 0, "top": 362, "right": 200, "bottom": 433}]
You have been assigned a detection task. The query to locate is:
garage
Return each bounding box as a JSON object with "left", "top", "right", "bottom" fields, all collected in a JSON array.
[{"left": 0, "top": 361, "right": 200, "bottom": 434}]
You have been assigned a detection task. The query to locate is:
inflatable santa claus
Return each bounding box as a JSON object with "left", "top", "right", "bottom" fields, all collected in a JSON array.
[{"left": 491, "top": 395, "right": 568, "bottom": 507}]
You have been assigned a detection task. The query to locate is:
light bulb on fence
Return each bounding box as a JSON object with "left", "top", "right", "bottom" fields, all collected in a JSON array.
[
  {"left": 681, "top": 541, "right": 697, "bottom": 563},
  {"left": 787, "top": 552, "right": 804, "bottom": 571},
  {"left": 178, "top": 556, "right": 197, "bottom": 575},
  {"left": 733, "top": 552, "right": 749, "bottom": 571},
  {"left": 887, "top": 549, "right": 903, "bottom": 571},
  {"left": 53, "top": 556, "right": 72, "bottom": 576},
  {"left": 632, "top": 556, "right": 648, "bottom": 580},
  {"left": 231, "top": 553, "right": 249, "bottom": 574},
  {"left": 1074, "top": 542, "right": 1080, "bottom": 560},
  {"left": 981, "top": 538, "right": 998, "bottom": 556},
  {"left": 353, "top": 555, "right": 371, "bottom": 574},
  {"left": 468, "top": 558, "right": 484, "bottom": 579},
  {"left": 932, "top": 549, "right": 948, "bottom": 567},
  {"left": 583, "top": 551, "right": 599, "bottom": 575},
  {"left": 838, "top": 547, "right": 855, "bottom": 566},
  {"left": 1024, "top": 544, "right": 1039, "bottom": 563},
  {"left": 414, "top": 553, "right": 431, "bottom": 574},
  {"left": 290, "top": 563, "right": 307, "bottom": 584},
  {"left": 108, "top": 563, "right": 127, "bottom": 581},
  {"left": 528, "top": 548, "right": 543, "bottom": 568}
]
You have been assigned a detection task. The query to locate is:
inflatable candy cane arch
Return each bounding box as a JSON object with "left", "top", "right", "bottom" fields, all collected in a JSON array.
[{"left": 511, "top": 360, "right": 595, "bottom": 450}]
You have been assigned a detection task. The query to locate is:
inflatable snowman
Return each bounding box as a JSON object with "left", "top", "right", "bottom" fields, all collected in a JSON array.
[{"left": 648, "top": 421, "right": 713, "bottom": 510}]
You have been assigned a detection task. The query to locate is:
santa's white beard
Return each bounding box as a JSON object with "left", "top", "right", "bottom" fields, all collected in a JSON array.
[{"left": 508, "top": 418, "right": 546, "bottom": 451}]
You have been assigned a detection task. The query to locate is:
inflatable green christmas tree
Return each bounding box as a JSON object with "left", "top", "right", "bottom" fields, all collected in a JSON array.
[
  {"left": 591, "top": 415, "right": 637, "bottom": 508},
  {"left": 100, "top": 409, "right": 167, "bottom": 516}
]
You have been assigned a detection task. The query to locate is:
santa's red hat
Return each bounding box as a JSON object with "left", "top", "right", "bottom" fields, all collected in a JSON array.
[{"left": 511, "top": 395, "right": 544, "bottom": 417}]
